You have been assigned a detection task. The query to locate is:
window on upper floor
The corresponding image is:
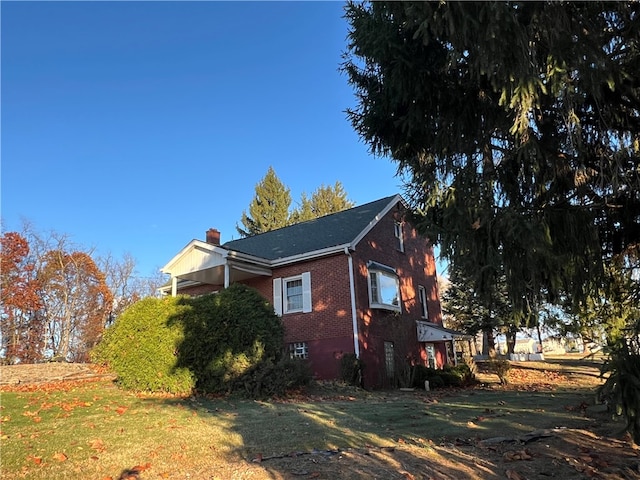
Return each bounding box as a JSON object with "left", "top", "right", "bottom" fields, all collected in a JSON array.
[
  {"left": 394, "top": 222, "right": 404, "bottom": 252},
  {"left": 418, "top": 285, "right": 428, "bottom": 319},
  {"left": 368, "top": 262, "right": 401, "bottom": 312},
  {"left": 273, "top": 272, "right": 312, "bottom": 316}
]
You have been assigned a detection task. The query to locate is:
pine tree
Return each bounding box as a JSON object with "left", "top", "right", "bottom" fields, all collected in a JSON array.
[
  {"left": 343, "top": 1, "right": 640, "bottom": 316},
  {"left": 291, "top": 182, "right": 355, "bottom": 223},
  {"left": 236, "top": 167, "right": 292, "bottom": 237}
]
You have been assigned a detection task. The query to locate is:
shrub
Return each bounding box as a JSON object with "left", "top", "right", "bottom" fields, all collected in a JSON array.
[
  {"left": 340, "top": 353, "right": 364, "bottom": 386},
  {"left": 442, "top": 363, "right": 476, "bottom": 387},
  {"left": 177, "top": 283, "right": 285, "bottom": 394},
  {"left": 240, "top": 357, "right": 313, "bottom": 399},
  {"left": 428, "top": 375, "right": 445, "bottom": 389},
  {"left": 412, "top": 365, "right": 437, "bottom": 388},
  {"left": 440, "top": 371, "right": 463, "bottom": 387},
  {"left": 487, "top": 358, "right": 511, "bottom": 385},
  {"left": 91, "top": 296, "right": 196, "bottom": 395}
]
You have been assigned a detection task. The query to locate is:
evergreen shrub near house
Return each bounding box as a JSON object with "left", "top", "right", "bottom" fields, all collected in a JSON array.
[
  {"left": 177, "top": 283, "right": 288, "bottom": 395},
  {"left": 93, "top": 284, "right": 312, "bottom": 398},
  {"left": 442, "top": 364, "right": 476, "bottom": 387},
  {"left": 340, "top": 353, "right": 364, "bottom": 386},
  {"left": 240, "top": 356, "right": 313, "bottom": 399},
  {"left": 412, "top": 365, "right": 437, "bottom": 389},
  {"left": 412, "top": 364, "right": 476, "bottom": 389},
  {"left": 91, "top": 296, "right": 196, "bottom": 395}
]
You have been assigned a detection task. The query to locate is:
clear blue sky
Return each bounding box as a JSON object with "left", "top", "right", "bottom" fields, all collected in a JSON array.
[{"left": 2, "top": 2, "right": 434, "bottom": 279}]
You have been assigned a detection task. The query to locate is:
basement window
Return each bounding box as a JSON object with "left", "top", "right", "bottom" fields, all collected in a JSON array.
[{"left": 289, "top": 342, "right": 309, "bottom": 360}]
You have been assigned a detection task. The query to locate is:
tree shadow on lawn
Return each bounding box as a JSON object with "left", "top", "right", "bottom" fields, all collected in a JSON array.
[{"left": 160, "top": 384, "right": 623, "bottom": 479}]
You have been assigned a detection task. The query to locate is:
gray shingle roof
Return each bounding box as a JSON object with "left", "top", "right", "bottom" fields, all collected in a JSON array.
[{"left": 223, "top": 195, "right": 398, "bottom": 261}]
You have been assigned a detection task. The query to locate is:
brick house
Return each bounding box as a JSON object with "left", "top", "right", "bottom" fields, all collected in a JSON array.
[{"left": 160, "top": 194, "right": 462, "bottom": 389}]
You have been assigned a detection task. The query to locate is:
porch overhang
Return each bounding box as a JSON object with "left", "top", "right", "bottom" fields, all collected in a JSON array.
[
  {"left": 416, "top": 321, "right": 470, "bottom": 342},
  {"left": 160, "top": 240, "right": 272, "bottom": 295}
]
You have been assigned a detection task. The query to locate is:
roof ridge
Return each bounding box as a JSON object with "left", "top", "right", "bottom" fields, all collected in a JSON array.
[{"left": 224, "top": 194, "right": 398, "bottom": 244}]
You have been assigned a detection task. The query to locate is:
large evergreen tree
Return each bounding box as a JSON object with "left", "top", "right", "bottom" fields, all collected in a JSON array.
[
  {"left": 236, "top": 167, "right": 292, "bottom": 237},
  {"left": 291, "top": 182, "right": 355, "bottom": 223},
  {"left": 343, "top": 1, "right": 640, "bottom": 317},
  {"left": 237, "top": 171, "right": 356, "bottom": 236}
]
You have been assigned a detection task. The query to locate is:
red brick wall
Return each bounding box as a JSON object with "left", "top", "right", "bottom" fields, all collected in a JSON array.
[
  {"left": 350, "top": 200, "right": 444, "bottom": 388},
  {"left": 172, "top": 199, "right": 444, "bottom": 389},
  {"left": 247, "top": 254, "right": 358, "bottom": 381}
]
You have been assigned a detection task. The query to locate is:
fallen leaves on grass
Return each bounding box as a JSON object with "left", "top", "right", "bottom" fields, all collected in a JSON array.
[
  {"left": 503, "top": 449, "right": 532, "bottom": 461},
  {"left": 27, "top": 455, "right": 43, "bottom": 465},
  {"left": 89, "top": 438, "right": 107, "bottom": 452},
  {"left": 52, "top": 452, "right": 68, "bottom": 462}
]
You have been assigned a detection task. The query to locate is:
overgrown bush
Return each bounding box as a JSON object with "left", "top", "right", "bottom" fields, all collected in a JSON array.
[
  {"left": 91, "top": 296, "right": 196, "bottom": 395},
  {"left": 240, "top": 356, "right": 313, "bottom": 399},
  {"left": 176, "top": 283, "right": 285, "bottom": 394},
  {"left": 93, "top": 284, "right": 311, "bottom": 398},
  {"left": 340, "top": 353, "right": 364, "bottom": 386}
]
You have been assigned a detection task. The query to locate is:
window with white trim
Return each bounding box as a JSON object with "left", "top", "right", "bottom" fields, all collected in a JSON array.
[
  {"left": 418, "top": 285, "right": 428, "bottom": 319},
  {"left": 394, "top": 222, "right": 404, "bottom": 252},
  {"left": 368, "top": 263, "right": 401, "bottom": 311},
  {"left": 285, "top": 278, "right": 303, "bottom": 312},
  {"left": 289, "top": 342, "right": 309, "bottom": 359},
  {"left": 273, "top": 272, "right": 312, "bottom": 316}
]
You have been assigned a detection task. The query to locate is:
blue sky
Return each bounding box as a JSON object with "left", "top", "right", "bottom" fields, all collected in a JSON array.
[{"left": 2, "top": 1, "right": 420, "bottom": 279}]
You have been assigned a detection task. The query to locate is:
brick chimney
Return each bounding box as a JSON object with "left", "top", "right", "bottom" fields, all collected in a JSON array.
[{"left": 206, "top": 228, "right": 220, "bottom": 245}]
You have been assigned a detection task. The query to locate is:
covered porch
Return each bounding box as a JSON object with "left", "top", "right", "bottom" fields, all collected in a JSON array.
[
  {"left": 160, "top": 240, "right": 272, "bottom": 296},
  {"left": 416, "top": 321, "right": 474, "bottom": 366}
]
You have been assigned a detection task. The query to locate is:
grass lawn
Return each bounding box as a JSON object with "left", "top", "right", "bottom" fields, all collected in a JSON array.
[{"left": 0, "top": 359, "right": 617, "bottom": 480}]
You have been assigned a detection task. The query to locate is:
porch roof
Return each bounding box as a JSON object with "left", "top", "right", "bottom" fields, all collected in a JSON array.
[
  {"left": 416, "top": 321, "right": 472, "bottom": 342},
  {"left": 160, "top": 240, "right": 271, "bottom": 287}
]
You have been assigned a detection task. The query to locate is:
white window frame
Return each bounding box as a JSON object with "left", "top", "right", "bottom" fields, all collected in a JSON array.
[
  {"left": 368, "top": 263, "right": 402, "bottom": 312},
  {"left": 394, "top": 222, "right": 404, "bottom": 252},
  {"left": 289, "top": 342, "right": 309, "bottom": 359},
  {"left": 284, "top": 276, "right": 304, "bottom": 313},
  {"left": 418, "top": 285, "right": 428, "bottom": 319},
  {"left": 273, "top": 272, "right": 312, "bottom": 316}
]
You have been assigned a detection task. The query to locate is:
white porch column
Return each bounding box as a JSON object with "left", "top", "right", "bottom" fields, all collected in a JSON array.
[
  {"left": 224, "top": 263, "right": 230, "bottom": 288},
  {"left": 171, "top": 276, "right": 178, "bottom": 297},
  {"left": 452, "top": 340, "right": 458, "bottom": 365}
]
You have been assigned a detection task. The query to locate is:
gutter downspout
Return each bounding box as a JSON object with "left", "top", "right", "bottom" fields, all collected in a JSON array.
[{"left": 345, "top": 247, "right": 360, "bottom": 358}]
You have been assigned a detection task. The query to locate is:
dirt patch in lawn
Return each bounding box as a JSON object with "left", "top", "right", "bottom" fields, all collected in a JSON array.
[{"left": 2, "top": 356, "right": 639, "bottom": 480}]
